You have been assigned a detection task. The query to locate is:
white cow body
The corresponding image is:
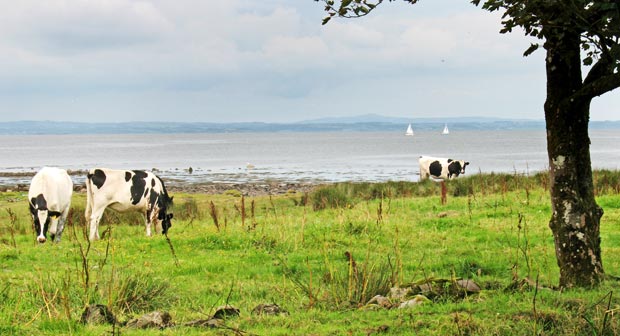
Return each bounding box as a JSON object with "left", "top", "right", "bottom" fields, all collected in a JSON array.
[
  {"left": 28, "top": 167, "right": 73, "bottom": 243},
  {"left": 85, "top": 168, "right": 173, "bottom": 241},
  {"left": 419, "top": 156, "right": 469, "bottom": 181}
]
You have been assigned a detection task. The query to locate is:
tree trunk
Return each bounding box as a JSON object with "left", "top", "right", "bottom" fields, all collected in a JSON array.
[{"left": 544, "top": 31, "right": 604, "bottom": 287}]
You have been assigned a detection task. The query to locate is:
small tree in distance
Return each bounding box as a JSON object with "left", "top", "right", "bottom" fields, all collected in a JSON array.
[{"left": 317, "top": 0, "right": 620, "bottom": 288}]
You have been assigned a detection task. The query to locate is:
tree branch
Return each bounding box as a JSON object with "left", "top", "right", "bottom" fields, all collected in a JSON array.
[{"left": 574, "top": 72, "right": 620, "bottom": 101}]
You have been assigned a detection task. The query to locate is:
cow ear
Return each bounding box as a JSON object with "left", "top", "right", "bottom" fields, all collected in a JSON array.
[
  {"left": 447, "top": 159, "right": 453, "bottom": 163},
  {"left": 168, "top": 213, "right": 174, "bottom": 219},
  {"left": 465, "top": 162, "right": 470, "bottom": 166}
]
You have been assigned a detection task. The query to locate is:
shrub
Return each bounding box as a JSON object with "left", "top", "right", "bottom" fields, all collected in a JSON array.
[
  {"left": 311, "top": 186, "right": 352, "bottom": 210},
  {"left": 107, "top": 271, "right": 175, "bottom": 315}
]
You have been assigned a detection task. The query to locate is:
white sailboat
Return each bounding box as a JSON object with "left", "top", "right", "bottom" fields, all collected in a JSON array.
[
  {"left": 405, "top": 123, "right": 414, "bottom": 136},
  {"left": 441, "top": 123, "right": 449, "bottom": 135}
]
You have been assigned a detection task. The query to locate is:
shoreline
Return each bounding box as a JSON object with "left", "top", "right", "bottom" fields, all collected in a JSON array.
[{"left": 0, "top": 170, "right": 325, "bottom": 196}]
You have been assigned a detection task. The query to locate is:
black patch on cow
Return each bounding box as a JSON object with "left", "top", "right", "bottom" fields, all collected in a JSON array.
[
  {"left": 447, "top": 161, "right": 462, "bottom": 178},
  {"left": 48, "top": 210, "right": 62, "bottom": 217},
  {"left": 89, "top": 169, "right": 107, "bottom": 189},
  {"left": 429, "top": 161, "right": 443, "bottom": 177},
  {"left": 125, "top": 171, "right": 132, "bottom": 182},
  {"left": 28, "top": 201, "right": 37, "bottom": 217},
  {"left": 151, "top": 178, "right": 156, "bottom": 187},
  {"left": 32, "top": 194, "right": 48, "bottom": 211},
  {"left": 29, "top": 194, "right": 50, "bottom": 240},
  {"left": 129, "top": 170, "right": 148, "bottom": 205},
  {"left": 143, "top": 187, "right": 150, "bottom": 198}
]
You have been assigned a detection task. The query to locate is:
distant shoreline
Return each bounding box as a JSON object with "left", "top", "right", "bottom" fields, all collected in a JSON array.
[
  {"left": 0, "top": 119, "right": 553, "bottom": 135},
  {"left": 0, "top": 170, "right": 323, "bottom": 196},
  {"left": 2, "top": 119, "right": 620, "bottom": 136}
]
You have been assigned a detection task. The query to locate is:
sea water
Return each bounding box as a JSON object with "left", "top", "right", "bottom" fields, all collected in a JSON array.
[{"left": 1, "top": 130, "right": 619, "bottom": 185}]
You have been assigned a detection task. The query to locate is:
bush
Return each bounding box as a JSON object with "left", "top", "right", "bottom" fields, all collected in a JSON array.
[
  {"left": 311, "top": 186, "right": 352, "bottom": 211},
  {"left": 107, "top": 271, "right": 175, "bottom": 315}
]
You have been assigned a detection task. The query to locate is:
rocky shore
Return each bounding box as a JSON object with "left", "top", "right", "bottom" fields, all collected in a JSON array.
[{"left": 0, "top": 170, "right": 324, "bottom": 196}]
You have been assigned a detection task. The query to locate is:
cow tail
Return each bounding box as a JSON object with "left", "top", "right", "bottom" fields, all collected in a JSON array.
[{"left": 85, "top": 172, "right": 94, "bottom": 220}]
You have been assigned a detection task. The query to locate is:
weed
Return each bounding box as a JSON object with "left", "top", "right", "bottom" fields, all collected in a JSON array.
[
  {"left": 209, "top": 200, "right": 220, "bottom": 232},
  {"left": 5, "top": 208, "right": 17, "bottom": 248},
  {"left": 108, "top": 271, "right": 174, "bottom": 315}
]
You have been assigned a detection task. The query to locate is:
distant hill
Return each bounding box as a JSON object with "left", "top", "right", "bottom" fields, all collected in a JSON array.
[
  {"left": 299, "top": 114, "right": 510, "bottom": 124},
  {"left": 0, "top": 116, "right": 618, "bottom": 135}
]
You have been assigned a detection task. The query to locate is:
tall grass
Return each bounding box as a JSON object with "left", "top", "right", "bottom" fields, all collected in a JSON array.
[{"left": 305, "top": 169, "right": 620, "bottom": 209}]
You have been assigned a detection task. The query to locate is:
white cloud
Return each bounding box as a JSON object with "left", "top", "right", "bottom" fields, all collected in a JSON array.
[
  {"left": 0, "top": 0, "right": 615, "bottom": 122},
  {"left": 1, "top": 0, "right": 172, "bottom": 54},
  {"left": 260, "top": 36, "right": 329, "bottom": 72}
]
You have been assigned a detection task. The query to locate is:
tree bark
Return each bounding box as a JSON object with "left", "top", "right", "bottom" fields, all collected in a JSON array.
[{"left": 544, "top": 30, "right": 604, "bottom": 288}]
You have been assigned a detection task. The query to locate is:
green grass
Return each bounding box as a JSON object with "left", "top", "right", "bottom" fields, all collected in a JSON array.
[{"left": 1, "top": 171, "right": 620, "bottom": 335}]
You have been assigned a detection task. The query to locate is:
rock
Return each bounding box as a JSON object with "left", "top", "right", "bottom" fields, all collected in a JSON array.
[
  {"left": 365, "top": 295, "right": 393, "bottom": 309},
  {"left": 80, "top": 304, "right": 116, "bottom": 325},
  {"left": 456, "top": 279, "right": 481, "bottom": 293},
  {"left": 251, "top": 303, "right": 288, "bottom": 316},
  {"left": 126, "top": 311, "right": 173, "bottom": 329},
  {"left": 184, "top": 318, "right": 223, "bottom": 328},
  {"left": 212, "top": 305, "right": 240, "bottom": 319},
  {"left": 388, "top": 287, "right": 413, "bottom": 302},
  {"left": 398, "top": 295, "right": 430, "bottom": 309},
  {"left": 417, "top": 282, "right": 434, "bottom": 293}
]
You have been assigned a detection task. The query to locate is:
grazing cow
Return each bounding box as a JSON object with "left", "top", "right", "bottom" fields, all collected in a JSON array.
[
  {"left": 28, "top": 167, "right": 73, "bottom": 243},
  {"left": 85, "top": 168, "right": 173, "bottom": 241},
  {"left": 419, "top": 156, "right": 469, "bottom": 181}
]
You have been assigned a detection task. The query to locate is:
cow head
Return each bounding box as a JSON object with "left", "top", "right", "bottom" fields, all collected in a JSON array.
[
  {"left": 29, "top": 195, "right": 62, "bottom": 243},
  {"left": 156, "top": 195, "right": 174, "bottom": 235},
  {"left": 161, "top": 213, "right": 174, "bottom": 235},
  {"left": 157, "top": 187, "right": 174, "bottom": 235},
  {"left": 30, "top": 203, "right": 49, "bottom": 243}
]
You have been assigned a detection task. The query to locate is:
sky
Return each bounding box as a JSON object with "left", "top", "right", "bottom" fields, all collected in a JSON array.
[{"left": 0, "top": 0, "right": 618, "bottom": 123}]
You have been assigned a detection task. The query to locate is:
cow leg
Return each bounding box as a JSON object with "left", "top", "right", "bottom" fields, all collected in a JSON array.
[
  {"left": 49, "top": 217, "right": 59, "bottom": 242},
  {"left": 145, "top": 218, "right": 152, "bottom": 237},
  {"left": 88, "top": 208, "right": 105, "bottom": 241},
  {"left": 146, "top": 206, "right": 161, "bottom": 237},
  {"left": 54, "top": 208, "right": 70, "bottom": 242}
]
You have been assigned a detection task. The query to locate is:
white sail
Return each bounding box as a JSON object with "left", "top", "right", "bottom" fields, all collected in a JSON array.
[
  {"left": 442, "top": 124, "right": 449, "bottom": 135},
  {"left": 405, "top": 123, "right": 414, "bottom": 136}
]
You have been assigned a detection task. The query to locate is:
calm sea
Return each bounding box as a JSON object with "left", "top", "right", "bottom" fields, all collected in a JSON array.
[{"left": 1, "top": 130, "right": 619, "bottom": 186}]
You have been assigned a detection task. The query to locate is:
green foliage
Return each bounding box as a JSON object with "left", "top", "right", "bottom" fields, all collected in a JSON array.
[
  {"left": 224, "top": 189, "right": 242, "bottom": 197},
  {"left": 281, "top": 249, "right": 395, "bottom": 309},
  {"left": 108, "top": 271, "right": 175, "bottom": 315},
  {"left": 308, "top": 171, "right": 556, "bottom": 208},
  {"left": 311, "top": 185, "right": 352, "bottom": 210}
]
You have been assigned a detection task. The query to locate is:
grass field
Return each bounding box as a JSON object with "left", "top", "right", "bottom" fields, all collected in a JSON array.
[{"left": 1, "top": 171, "right": 620, "bottom": 335}]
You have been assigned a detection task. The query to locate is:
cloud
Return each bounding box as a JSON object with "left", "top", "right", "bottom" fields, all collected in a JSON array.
[
  {"left": 0, "top": 1, "right": 614, "bottom": 122},
  {"left": 1, "top": 0, "right": 172, "bottom": 54}
]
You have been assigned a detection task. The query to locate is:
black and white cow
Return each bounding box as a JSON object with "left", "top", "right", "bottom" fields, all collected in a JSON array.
[
  {"left": 85, "top": 168, "right": 173, "bottom": 241},
  {"left": 419, "top": 156, "right": 469, "bottom": 181},
  {"left": 28, "top": 167, "right": 73, "bottom": 243}
]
